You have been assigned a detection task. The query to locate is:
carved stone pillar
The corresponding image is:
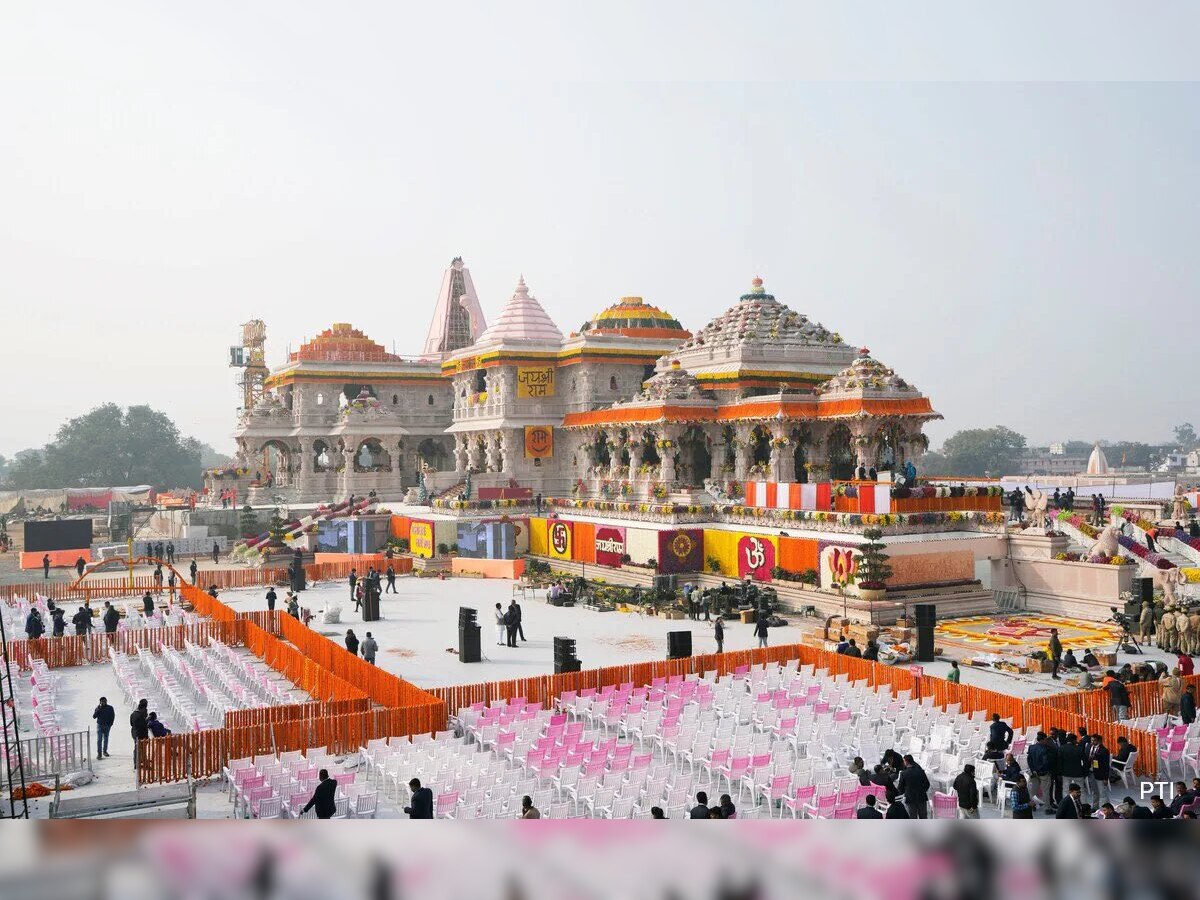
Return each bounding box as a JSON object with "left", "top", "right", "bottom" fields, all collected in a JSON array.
[
  {"left": 628, "top": 438, "right": 643, "bottom": 477},
  {"left": 709, "top": 428, "right": 725, "bottom": 482},
  {"left": 498, "top": 430, "right": 511, "bottom": 472},
  {"left": 454, "top": 434, "right": 469, "bottom": 474},
  {"left": 485, "top": 431, "right": 502, "bottom": 472},
  {"left": 733, "top": 424, "right": 753, "bottom": 481},
  {"left": 771, "top": 425, "right": 796, "bottom": 482},
  {"left": 659, "top": 426, "right": 680, "bottom": 485},
  {"left": 852, "top": 424, "right": 876, "bottom": 471}
]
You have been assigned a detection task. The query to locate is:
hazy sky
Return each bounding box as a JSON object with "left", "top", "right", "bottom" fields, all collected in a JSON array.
[{"left": 2, "top": 4, "right": 1198, "bottom": 457}]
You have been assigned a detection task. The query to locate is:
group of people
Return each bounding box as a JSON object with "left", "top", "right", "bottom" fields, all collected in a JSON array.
[
  {"left": 342, "top": 628, "right": 379, "bottom": 664},
  {"left": 834, "top": 635, "right": 881, "bottom": 661},
  {"left": 100, "top": 696, "right": 174, "bottom": 761},
  {"left": 348, "top": 566, "right": 397, "bottom": 611},
  {"left": 1138, "top": 601, "right": 1200, "bottom": 656},
  {"left": 23, "top": 599, "right": 125, "bottom": 639},
  {"left": 493, "top": 600, "right": 526, "bottom": 647}
]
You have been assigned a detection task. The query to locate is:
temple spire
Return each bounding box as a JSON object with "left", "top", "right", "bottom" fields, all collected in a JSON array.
[{"left": 422, "top": 256, "right": 488, "bottom": 360}]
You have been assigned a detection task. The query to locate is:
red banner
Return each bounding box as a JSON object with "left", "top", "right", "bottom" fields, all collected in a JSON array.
[
  {"left": 737, "top": 534, "right": 775, "bottom": 581},
  {"left": 594, "top": 526, "right": 626, "bottom": 568}
]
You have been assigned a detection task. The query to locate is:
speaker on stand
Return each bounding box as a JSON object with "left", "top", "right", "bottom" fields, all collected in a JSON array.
[
  {"left": 667, "top": 630, "right": 692, "bottom": 660},
  {"left": 913, "top": 603, "right": 936, "bottom": 663},
  {"left": 458, "top": 607, "right": 481, "bottom": 664},
  {"left": 554, "top": 636, "right": 581, "bottom": 674}
]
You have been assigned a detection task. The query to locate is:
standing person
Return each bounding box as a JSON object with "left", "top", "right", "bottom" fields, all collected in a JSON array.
[
  {"left": 166, "top": 569, "right": 177, "bottom": 599},
  {"left": 683, "top": 582, "right": 695, "bottom": 620},
  {"left": 1139, "top": 602, "right": 1155, "bottom": 644},
  {"left": 189, "top": 558, "right": 198, "bottom": 583},
  {"left": 1181, "top": 684, "right": 1197, "bottom": 726},
  {"left": 511, "top": 599, "right": 526, "bottom": 642},
  {"left": 92, "top": 696, "right": 115, "bottom": 758},
  {"left": 50, "top": 607, "right": 66, "bottom": 637},
  {"left": 952, "top": 763, "right": 980, "bottom": 819},
  {"left": 153, "top": 566, "right": 164, "bottom": 592},
  {"left": 1103, "top": 671, "right": 1131, "bottom": 720},
  {"left": 1056, "top": 783, "right": 1085, "bottom": 819},
  {"left": 102, "top": 601, "right": 120, "bottom": 634},
  {"left": 43, "top": 554, "right": 51, "bottom": 579},
  {"left": 404, "top": 778, "right": 434, "bottom": 818},
  {"left": 535, "top": 493, "right": 543, "bottom": 516},
  {"left": 72, "top": 605, "right": 93, "bottom": 636},
  {"left": 946, "top": 660, "right": 962, "bottom": 684},
  {"left": 1086, "top": 734, "right": 1111, "bottom": 808},
  {"left": 265, "top": 586, "right": 277, "bottom": 612},
  {"left": 385, "top": 565, "right": 396, "bottom": 594},
  {"left": 287, "top": 593, "right": 300, "bottom": 619},
  {"left": 897, "top": 755, "right": 931, "bottom": 819},
  {"left": 714, "top": 616, "right": 725, "bottom": 654},
  {"left": 504, "top": 603, "right": 518, "bottom": 648},
  {"left": 361, "top": 632, "right": 378, "bottom": 665},
  {"left": 1047, "top": 628, "right": 1063, "bottom": 680},
  {"left": 301, "top": 770, "right": 339, "bottom": 819},
  {"left": 345, "top": 629, "right": 360, "bottom": 657},
  {"left": 75, "top": 556, "right": 86, "bottom": 579},
  {"left": 754, "top": 613, "right": 769, "bottom": 649},
  {"left": 348, "top": 569, "right": 358, "bottom": 603},
  {"left": 1010, "top": 775, "right": 1034, "bottom": 819},
  {"left": 24, "top": 609, "right": 44, "bottom": 640},
  {"left": 166, "top": 542, "right": 175, "bottom": 564},
  {"left": 212, "top": 541, "right": 220, "bottom": 564},
  {"left": 988, "top": 714, "right": 1014, "bottom": 750},
  {"left": 1161, "top": 667, "right": 1184, "bottom": 718},
  {"left": 129, "top": 698, "right": 149, "bottom": 767},
  {"left": 142, "top": 592, "right": 154, "bottom": 617},
  {"left": 1026, "top": 732, "right": 1055, "bottom": 808},
  {"left": 494, "top": 603, "right": 506, "bottom": 646}
]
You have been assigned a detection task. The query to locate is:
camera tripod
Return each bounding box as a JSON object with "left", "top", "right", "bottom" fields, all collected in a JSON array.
[{"left": 1111, "top": 622, "right": 1141, "bottom": 655}]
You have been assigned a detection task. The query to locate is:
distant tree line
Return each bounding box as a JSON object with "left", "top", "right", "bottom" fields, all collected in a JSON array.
[{"left": 0, "top": 404, "right": 227, "bottom": 491}]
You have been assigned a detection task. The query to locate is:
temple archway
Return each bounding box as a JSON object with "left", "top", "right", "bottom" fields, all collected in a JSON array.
[
  {"left": 312, "top": 440, "right": 332, "bottom": 473},
  {"left": 418, "top": 437, "right": 450, "bottom": 471},
  {"left": 827, "top": 424, "right": 855, "bottom": 481},
  {"left": 790, "top": 425, "right": 811, "bottom": 483},
  {"left": 749, "top": 425, "right": 772, "bottom": 470},
  {"left": 638, "top": 430, "right": 661, "bottom": 469},
  {"left": 354, "top": 438, "right": 391, "bottom": 473},
  {"left": 259, "top": 440, "right": 292, "bottom": 486},
  {"left": 678, "top": 427, "right": 711, "bottom": 488},
  {"left": 590, "top": 432, "right": 612, "bottom": 469},
  {"left": 875, "top": 423, "right": 904, "bottom": 471}
]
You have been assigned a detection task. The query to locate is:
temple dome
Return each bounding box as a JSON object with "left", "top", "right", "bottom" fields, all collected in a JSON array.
[
  {"left": 578, "top": 296, "right": 690, "bottom": 340},
  {"left": 637, "top": 359, "right": 707, "bottom": 402},
  {"left": 475, "top": 277, "right": 563, "bottom": 347},
  {"left": 1086, "top": 444, "right": 1110, "bottom": 475},
  {"left": 815, "top": 347, "right": 920, "bottom": 397},
  {"left": 678, "top": 277, "right": 848, "bottom": 353},
  {"left": 290, "top": 323, "right": 402, "bottom": 363}
]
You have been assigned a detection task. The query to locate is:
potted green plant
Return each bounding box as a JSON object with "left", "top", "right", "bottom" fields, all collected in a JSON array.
[{"left": 856, "top": 527, "right": 892, "bottom": 602}]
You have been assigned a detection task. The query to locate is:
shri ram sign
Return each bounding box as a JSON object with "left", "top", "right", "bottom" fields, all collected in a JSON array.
[
  {"left": 516, "top": 366, "right": 555, "bottom": 399},
  {"left": 594, "top": 526, "right": 626, "bottom": 568},
  {"left": 410, "top": 521, "right": 434, "bottom": 559},
  {"left": 524, "top": 425, "right": 554, "bottom": 459}
]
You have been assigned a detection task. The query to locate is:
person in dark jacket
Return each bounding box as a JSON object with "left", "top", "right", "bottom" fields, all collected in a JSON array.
[
  {"left": 988, "top": 714, "right": 1013, "bottom": 750},
  {"left": 1169, "top": 781, "right": 1195, "bottom": 816},
  {"left": 754, "top": 615, "right": 769, "bottom": 648},
  {"left": 142, "top": 592, "right": 155, "bottom": 617},
  {"left": 503, "top": 604, "right": 518, "bottom": 648},
  {"left": 714, "top": 616, "right": 725, "bottom": 653},
  {"left": 689, "top": 791, "right": 710, "bottom": 819},
  {"left": 1048, "top": 628, "right": 1063, "bottom": 680},
  {"left": 189, "top": 559, "right": 198, "bottom": 583},
  {"left": 952, "top": 764, "right": 980, "bottom": 818},
  {"left": 870, "top": 765, "right": 898, "bottom": 804},
  {"left": 302, "top": 769, "right": 339, "bottom": 819},
  {"left": 862, "top": 640, "right": 880, "bottom": 662},
  {"left": 1026, "top": 732, "right": 1056, "bottom": 807},
  {"left": 130, "top": 698, "right": 149, "bottom": 743},
  {"left": 24, "top": 609, "right": 44, "bottom": 640},
  {"left": 72, "top": 606, "right": 93, "bottom": 636},
  {"left": 92, "top": 696, "right": 115, "bottom": 757},
  {"left": 146, "top": 712, "right": 171, "bottom": 738},
  {"left": 844, "top": 639, "right": 862, "bottom": 658},
  {"left": 1086, "top": 735, "right": 1111, "bottom": 808},
  {"left": 43, "top": 554, "right": 51, "bottom": 579},
  {"left": 511, "top": 600, "right": 525, "bottom": 641},
  {"left": 385, "top": 565, "right": 397, "bottom": 594},
  {"left": 50, "top": 607, "right": 66, "bottom": 637},
  {"left": 1056, "top": 783, "right": 1085, "bottom": 818},
  {"left": 75, "top": 557, "right": 86, "bottom": 579},
  {"left": 1149, "top": 797, "right": 1173, "bottom": 819},
  {"left": 1120, "top": 797, "right": 1153, "bottom": 819},
  {"left": 897, "top": 755, "right": 931, "bottom": 818},
  {"left": 102, "top": 601, "right": 120, "bottom": 634},
  {"left": 345, "top": 629, "right": 359, "bottom": 656},
  {"left": 1010, "top": 775, "right": 1034, "bottom": 819},
  {"left": 885, "top": 798, "right": 909, "bottom": 819},
  {"left": 856, "top": 795, "right": 883, "bottom": 818},
  {"left": 1104, "top": 675, "right": 1131, "bottom": 720},
  {"left": 348, "top": 570, "right": 358, "bottom": 604},
  {"left": 1181, "top": 685, "right": 1197, "bottom": 726},
  {"left": 1057, "top": 734, "right": 1088, "bottom": 793},
  {"left": 212, "top": 541, "right": 220, "bottom": 564},
  {"left": 265, "top": 587, "right": 277, "bottom": 612},
  {"left": 404, "top": 778, "right": 434, "bottom": 819}
]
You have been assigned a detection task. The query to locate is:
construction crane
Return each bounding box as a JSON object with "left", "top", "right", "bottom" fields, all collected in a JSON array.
[{"left": 229, "top": 319, "right": 268, "bottom": 412}]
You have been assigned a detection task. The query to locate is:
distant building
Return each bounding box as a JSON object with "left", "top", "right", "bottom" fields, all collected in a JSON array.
[{"left": 1015, "top": 448, "right": 1089, "bottom": 476}]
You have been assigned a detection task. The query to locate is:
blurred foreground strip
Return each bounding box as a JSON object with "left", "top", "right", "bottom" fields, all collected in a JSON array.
[{"left": 1, "top": 821, "right": 1197, "bottom": 900}]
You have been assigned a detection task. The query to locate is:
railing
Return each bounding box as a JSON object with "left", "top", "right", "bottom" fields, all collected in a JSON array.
[{"left": 1, "top": 729, "right": 92, "bottom": 787}]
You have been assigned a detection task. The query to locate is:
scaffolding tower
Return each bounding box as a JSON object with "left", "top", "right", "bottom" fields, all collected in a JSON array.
[
  {"left": 0, "top": 609, "right": 30, "bottom": 818},
  {"left": 229, "top": 318, "right": 269, "bottom": 412}
]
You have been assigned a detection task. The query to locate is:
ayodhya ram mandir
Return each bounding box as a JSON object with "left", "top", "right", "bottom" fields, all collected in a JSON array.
[{"left": 206, "top": 256, "right": 1125, "bottom": 625}]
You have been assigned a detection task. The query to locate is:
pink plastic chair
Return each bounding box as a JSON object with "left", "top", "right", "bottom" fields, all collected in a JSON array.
[{"left": 783, "top": 784, "right": 816, "bottom": 819}]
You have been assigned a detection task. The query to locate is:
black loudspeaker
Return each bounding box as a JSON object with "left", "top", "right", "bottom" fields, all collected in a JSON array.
[
  {"left": 458, "top": 607, "right": 481, "bottom": 663},
  {"left": 362, "top": 592, "right": 380, "bottom": 622},
  {"left": 667, "top": 630, "right": 692, "bottom": 660},
  {"left": 553, "top": 636, "right": 580, "bottom": 673},
  {"left": 913, "top": 603, "right": 935, "bottom": 662},
  {"left": 1124, "top": 598, "right": 1142, "bottom": 619},
  {"left": 1136, "top": 577, "right": 1154, "bottom": 604}
]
